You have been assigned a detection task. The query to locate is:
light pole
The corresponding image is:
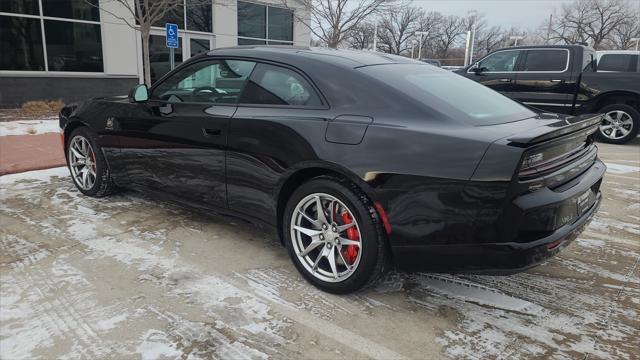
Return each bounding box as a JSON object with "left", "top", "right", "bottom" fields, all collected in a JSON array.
[
  {"left": 467, "top": 10, "right": 478, "bottom": 64},
  {"left": 373, "top": 22, "right": 378, "bottom": 52},
  {"left": 415, "top": 31, "right": 428, "bottom": 60},
  {"left": 510, "top": 36, "right": 525, "bottom": 47},
  {"left": 632, "top": 38, "right": 640, "bottom": 51},
  {"left": 411, "top": 40, "right": 417, "bottom": 59}
]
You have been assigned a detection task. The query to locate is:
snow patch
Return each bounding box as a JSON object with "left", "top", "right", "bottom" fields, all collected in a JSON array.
[
  {"left": 136, "top": 330, "right": 182, "bottom": 360},
  {"left": 0, "top": 119, "right": 59, "bottom": 136},
  {"left": 604, "top": 163, "right": 640, "bottom": 174}
]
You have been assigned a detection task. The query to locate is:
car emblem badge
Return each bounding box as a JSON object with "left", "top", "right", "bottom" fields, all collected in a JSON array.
[{"left": 105, "top": 117, "right": 115, "bottom": 130}]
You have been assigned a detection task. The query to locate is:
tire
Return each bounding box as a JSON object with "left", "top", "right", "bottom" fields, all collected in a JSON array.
[
  {"left": 66, "top": 127, "right": 116, "bottom": 197},
  {"left": 283, "top": 176, "right": 388, "bottom": 294},
  {"left": 596, "top": 103, "right": 639, "bottom": 144}
]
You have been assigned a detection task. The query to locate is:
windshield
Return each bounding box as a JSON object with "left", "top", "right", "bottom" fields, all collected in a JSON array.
[{"left": 358, "top": 64, "right": 536, "bottom": 125}]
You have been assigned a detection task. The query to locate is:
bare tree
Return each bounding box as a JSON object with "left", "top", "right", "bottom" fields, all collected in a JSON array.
[
  {"left": 347, "top": 21, "right": 376, "bottom": 50},
  {"left": 608, "top": 18, "right": 640, "bottom": 49},
  {"left": 283, "top": 0, "right": 390, "bottom": 48},
  {"left": 550, "top": 0, "right": 632, "bottom": 49},
  {"left": 431, "top": 14, "right": 465, "bottom": 58},
  {"left": 473, "top": 25, "right": 504, "bottom": 58},
  {"left": 377, "top": 5, "right": 424, "bottom": 55},
  {"left": 413, "top": 11, "right": 443, "bottom": 58},
  {"left": 91, "top": 0, "right": 207, "bottom": 86}
]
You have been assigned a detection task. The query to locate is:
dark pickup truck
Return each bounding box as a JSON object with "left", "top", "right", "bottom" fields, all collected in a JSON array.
[{"left": 458, "top": 45, "right": 640, "bottom": 144}]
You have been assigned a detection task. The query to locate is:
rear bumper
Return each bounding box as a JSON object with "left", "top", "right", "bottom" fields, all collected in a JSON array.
[
  {"left": 392, "top": 160, "right": 605, "bottom": 273},
  {"left": 393, "top": 192, "right": 600, "bottom": 272}
]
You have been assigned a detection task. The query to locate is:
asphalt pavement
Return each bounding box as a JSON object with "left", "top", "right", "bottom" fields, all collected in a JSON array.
[{"left": 1, "top": 139, "right": 638, "bottom": 359}]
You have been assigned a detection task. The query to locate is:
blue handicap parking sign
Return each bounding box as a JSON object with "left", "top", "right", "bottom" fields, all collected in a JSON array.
[{"left": 165, "top": 23, "right": 179, "bottom": 48}]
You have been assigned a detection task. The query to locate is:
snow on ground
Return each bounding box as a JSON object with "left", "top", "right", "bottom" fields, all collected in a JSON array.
[
  {"left": 605, "top": 162, "right": 640, "bottom": 174},
  {"left": 0, "top": 118, "right": 59, "bottom": 136},
  {"left": 1, "top": 167, "right": 639, "bottom": 359}
]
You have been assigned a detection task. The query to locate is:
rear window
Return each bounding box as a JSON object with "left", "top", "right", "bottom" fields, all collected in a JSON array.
[
  {"left": 523, "top": 49, "right": 569, "bottom": 72},
  {"left": 598, "top": 54, "right": 639, "bottom": 72},
  {"left": 358, "top": 64, "right": 536, "bottom": 125}
]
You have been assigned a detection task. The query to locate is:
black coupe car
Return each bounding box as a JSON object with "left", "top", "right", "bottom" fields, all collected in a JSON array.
[{"left": 59, "top": 46, "right": 605, "bottom": 293}]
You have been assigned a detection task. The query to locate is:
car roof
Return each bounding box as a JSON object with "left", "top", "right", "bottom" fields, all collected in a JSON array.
[
  {"left": 200, "top": 46, "right": 417, "bottom": 69},
  {"left": 493, "top": 44, "right": 593, "bottom": 52},
  {"left": 596, "top": 50, "right": 640, "bottom": 54}
]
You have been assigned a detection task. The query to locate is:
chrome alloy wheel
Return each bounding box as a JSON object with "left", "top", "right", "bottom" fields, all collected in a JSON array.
[
  {"left": 600, "top": 110, "right": 634, "bottom": 140},
  {"left": 68, "top": 135, "right": 97, "bottom": 190},
  {"left": 290, "top": 193, "right": 362, "bottom": 283}
]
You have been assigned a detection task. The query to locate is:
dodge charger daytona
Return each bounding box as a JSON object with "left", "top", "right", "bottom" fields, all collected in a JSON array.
[{"left": 59, "top": 46, "right": 605, "bottom": 293}]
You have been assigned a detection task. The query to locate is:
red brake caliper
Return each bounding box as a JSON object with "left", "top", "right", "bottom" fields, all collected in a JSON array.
[{"left": 341, "top": 211, "right": 359, "bottom": 264}]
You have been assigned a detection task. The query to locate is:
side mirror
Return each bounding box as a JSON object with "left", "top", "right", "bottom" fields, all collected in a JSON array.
[
  {"left": 129, "top": 84, "right": 149, "bottom": 103},
  {"left": 472, "top": 66, "right": 486, "bottom": 75}
]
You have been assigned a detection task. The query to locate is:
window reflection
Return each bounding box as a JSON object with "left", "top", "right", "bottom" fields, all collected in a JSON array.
[
  {"left": 0, "top": 0, "right": 39, "bottom": 15},
  {"left": 267, "top": 7, "right": 292, "bottom": 41},
  {"left": 45, "top": 20, "right": 104, "bottom": 72},
  {"left": 0, "top": 15, "right": 45, "bottom": 70},
  {"left": 186, "top": 0, "right": 212, "bottom": 32},
  {"left": 149, "top": 34, "right": 183, "bottom": 84},
  {"left": 237, "top": 1, "right": 293, "bottom": 45},
  {"left": 150, "top": 0, "right": 184, "bottom": 29},
  {"left": 190, "top": 38, "right": 210, "bottom": 56},
  {"left": 238, "top": 38, "right": 266, "bottom": 45},
  {"left": 238, "top": 2, "right": 266, "bottom": 39},
  {"left": 42, "top": 0, "right": 100, "bottom": 22}
]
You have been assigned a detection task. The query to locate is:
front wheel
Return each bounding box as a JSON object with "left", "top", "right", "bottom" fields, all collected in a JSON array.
[
  {"left": 597, "top": 104, "right": 639, "bottom": 144},
  {"left": 283, "top": 177, "right": 388, "bottom": 294},
  {"left": 66, "top": 127, "right": 116, "bottom": 197}
]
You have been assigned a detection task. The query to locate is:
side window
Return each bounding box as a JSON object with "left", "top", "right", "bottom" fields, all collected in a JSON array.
[
  {"left": 476, "top": 50, "right": 521, "bottom": 72},
  {"left": 151, "top": 59, "right": 256, "bottom": 104},
  {"left": 523, "top": 49, "right": 568, "bottom": 72},
  {"left": 240, "top": 63, "right": 322, "bottom": 106},
  {"left": 598, "top": 54, "right": 639, "bottom": 72}
]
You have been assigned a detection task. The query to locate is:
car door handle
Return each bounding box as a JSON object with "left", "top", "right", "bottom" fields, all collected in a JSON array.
[
  {"left": 550, "top": 79, "right": 565, "bottom": 83},
  {"left": 202, "top": 128, "right": 221, "bottom": 137},
  {"left": 498, "top": 78, "right": 512, "bottom": 82}
]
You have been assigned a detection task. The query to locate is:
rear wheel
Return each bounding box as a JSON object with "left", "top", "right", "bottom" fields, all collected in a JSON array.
[
  {"left": 283, "top": 177, "right": 388, "bottom": 294},
  {"left": 597, "top": 104, "right": 639, "bottom": 144},
  {"left": 66, "top": 127, "right": 116, "bottom": 197}
]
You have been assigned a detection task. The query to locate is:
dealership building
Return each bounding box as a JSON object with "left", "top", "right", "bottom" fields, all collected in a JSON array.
[{"left": 0, "top": 0, "right": 311, "bottom": 107}]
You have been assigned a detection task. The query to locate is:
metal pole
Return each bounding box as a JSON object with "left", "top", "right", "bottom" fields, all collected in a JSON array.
[
  {"left": 373, "top": 23, "right": 377, "bottom": 51},
  {"left": 463, "top": 31, "right": 472, "bottom": 66},
  {"left": 469, "top": 28, "right": 475, "bottom": 64},
  {"left": 547, "top": 14, "right": 552, "bottom": 44},
  {"left": 170, "top": 47, "right": 175, "bottom": 70}
]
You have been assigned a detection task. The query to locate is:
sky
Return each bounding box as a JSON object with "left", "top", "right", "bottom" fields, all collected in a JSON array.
[{"left": 411, "top": 0, "right": 574, "bottom": 30}]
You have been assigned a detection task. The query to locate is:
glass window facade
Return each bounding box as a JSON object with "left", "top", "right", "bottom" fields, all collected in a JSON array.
[
  {"left": 0, "top": 0, "right": 104, "bottom": 72},
  {"left": 267, "top": 6, "right": 293, "bottom": 42},
  {"left": 186, "top": 0, "right": 212, "bottom": 32},
  {"left": 44, "top": 20, "right": 103, "bottom": 72},
  {"left": 0, "top": 15, "right": 45, "bottom": 70},
  {"left": 237, "top": 1, "right": 293, "bottom": 45},
  {"left": 0, "top": 0, "right": 39, "bottom": 15},
  {"left": 42, "top": 0, "right": 100, "bottom": 22}
]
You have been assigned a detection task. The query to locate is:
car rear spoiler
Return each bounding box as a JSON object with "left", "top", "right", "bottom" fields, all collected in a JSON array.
[{"left": 507, "top": 114, "right": 602, "bottom": 146}]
